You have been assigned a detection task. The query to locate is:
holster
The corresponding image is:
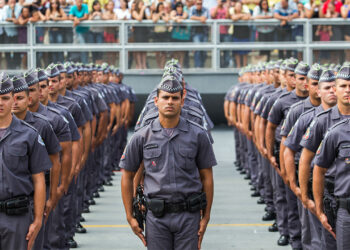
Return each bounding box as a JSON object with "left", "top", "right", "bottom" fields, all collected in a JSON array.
[
  {"left": 187, "top": 193, "right": 207, "bottom": 213},
  {"left": 147, "top": 199, "right": 165, "bottom": 218},
  {"left": 323, "top": 196, "right": 337, "bottom": 230},
  {"left": 133, "top": 198, "right": 145, "bottom": 230}
]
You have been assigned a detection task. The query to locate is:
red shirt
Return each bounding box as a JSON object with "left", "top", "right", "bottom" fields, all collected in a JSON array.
[{"left": 322, "top": 0, "right": 342, "bottom": 14}]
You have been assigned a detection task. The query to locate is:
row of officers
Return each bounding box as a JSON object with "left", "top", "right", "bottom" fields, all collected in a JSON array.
[
  {"left": 224, "top": 59, "right": 350, "bottom": 250},
  {"left": 0, "top": 62, "right": 137, "bottom": 250}
]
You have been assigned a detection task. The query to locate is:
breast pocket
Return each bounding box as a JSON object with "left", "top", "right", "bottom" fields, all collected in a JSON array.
[
  {"left": 179, "top": 147, "right": 197, "bottom": 171},
  {"left": 4, "top": 144, "right": 28, "bottom": 173},
  {"left": 144, "top": 148, "right": 162, "bottom": 172},
  {"left": 339, "top": 146, "right": 350, "bottom": 165}
]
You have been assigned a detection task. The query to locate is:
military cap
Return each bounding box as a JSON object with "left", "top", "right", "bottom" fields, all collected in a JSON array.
[
  {"left": 157, "top": 75, "right": 183, "bottom": 93},
  {"left": 307, "top": 63, "right": 322, "bottom": 81},
  {"left": 266, "top": 61, "right": 275, "bottom": 70},
  {"left": 12, "top": 76, "right": 28, "bottom": 93},
  {"left": 46, "top": 64, "right": 60, "bottom": 78},
  {"left": 0, "top": 72, "right": 13, "bottom": 95},
  {"left": 274, "top": 59, "right": 283, "bottom": 69},
  {"left": 64, "top": 63, "right": 75, "bottom": 75},
  {"left": 294, "top": 61, "right": 310, "bottom": 76},
  {"left": 319, "top": 69, "right": 336, "bottom": 82},
  {"left": 280, "top": 60, "right": 288, "bottom": 71},
  {"left": 56, "top": 63, "right": 67, "bottom": 73},
  {"left": 334, "top": 64, "right": 341, "bottom": 73},
  {"left": 336, "top": 65, "right": 350, "bottom": 80},
  {"left": 24, "top": 69, "right": 39, "bottom": 87},
  {"left": 36, "top": 68, "right": 48, "bottom": 82},
  {"left": 285, "top": 58, "right": 299, "bottom": 72}
]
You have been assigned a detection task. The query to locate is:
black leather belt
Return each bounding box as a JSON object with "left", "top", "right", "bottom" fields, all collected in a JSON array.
[
  {"left": 338, "top": 198, "right": 350, "bottom": 213},
  {"left": 164, "top": 202, "right": 188, "bottom": 213}
]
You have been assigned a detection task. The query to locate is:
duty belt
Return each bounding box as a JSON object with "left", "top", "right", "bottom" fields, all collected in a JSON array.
[
  {"left": 338, "top": 198, "right": 350, "bottom": 214},
  {"left": 0, "top": 196, "right": 29, "bottom": 215}
]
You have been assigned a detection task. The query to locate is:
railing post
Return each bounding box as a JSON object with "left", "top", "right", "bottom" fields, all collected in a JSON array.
[
  {"left": 304, "top": 19, "right": 312, "bottom": 66},
  {"left": 212, "top": 20, "right": 218, "bottom": 72},
  {"left": 119, "top": 22, "right": 126, "bottom": 72},
  {"left": 27, "top": 22, "right": 35, "bottom": 70}
]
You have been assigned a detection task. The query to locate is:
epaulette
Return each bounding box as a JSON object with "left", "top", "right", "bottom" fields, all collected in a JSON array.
[
  {"left": 54, "top": 102, "right": 70, "bottom": 111},
  {"left": 187, "top": 119, "right": 206, "bottom": 131},
  {"left": 71, "top": 91, "right": 84, "bottom": 98},
  {"left": 143, "top": 111, "right": 158, "bottom": 121},
  {"left": 290, "top": 100, "right": 304, "bottom": 110},
  {"left": 300, "top": 107, "right": 316, "bottom": 118},
  {"left": 278, "top": 91, "right": 292, "bottom": 100},
  {"left": 21, "top": 119, "right": 38, "bottom": 132},
  {"left": 187, "top": 105, "right": 203, "bottom": 115},
  {"left": 187, "top": 110, "right": 202, "bottom": 119},
  {"left": 62, "top": 95, "right": 76, "bottom": 102},
  {"left": 329, "top": 118, "right": 349, "bottom": 130},
  {"left": 186, "top": 96, "right": 200, "bottom": 104},
  {"left": 315, "top": 108, "right": 331, "bottom": 118},
  {"left": 32, "top": 112, "right": 50, "bottom": 122},
  {"left": 47, "top": 106, "right": 62, "bottom": 115}
]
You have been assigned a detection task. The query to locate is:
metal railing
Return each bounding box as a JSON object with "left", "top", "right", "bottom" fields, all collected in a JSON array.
[{"left": 0, "top": 18, "right": 350, "bottom": 73}]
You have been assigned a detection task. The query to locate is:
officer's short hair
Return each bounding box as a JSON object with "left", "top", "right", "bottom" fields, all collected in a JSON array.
[{"left": 156, "top": 89, "right": 184, "bottom": 98}]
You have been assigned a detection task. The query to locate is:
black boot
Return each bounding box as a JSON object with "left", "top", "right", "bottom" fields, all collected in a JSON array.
[
  {"left": 262, "top": 211, "right": 276, "bottom": 221},
  {"left": 277, "top": 235, "right": 289, "bottom": 246},
  {"left": 67, "top": 237, "right": 78, "bottom": 248},
  {"left": 268, "top": 222, "right": 278, "bottom": 232},
  {"left": 75, "top": 223, "right": 87, "bottom": 234}
]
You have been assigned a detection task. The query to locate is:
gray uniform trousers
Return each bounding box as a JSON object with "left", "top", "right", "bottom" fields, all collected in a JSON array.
[
  {"left": 64, "top": 176, "right": 77, "bottom": 241},
  {"left": 257, "top": 154, "right": 265, "bottom": 197},
  {"left": 274, "top": 170, "right": 289, "bottom": 236},
  {"left": 322, "top": 188, "right": 337, "bottom": 249},
  {"left": 233, "top": 127, "right": 241, "bottom": 166},
  {"left": 286, "top": 186, "right": 302, "bottom": 249},
  {"left": 248, "top": 139, "right": 258, "bottom": 180},
  {"left": 146, "top": 211, "right": 200, "bottom": 250},
  {"left": 33, "top": 185, "right": 50, "bottom": 250},
  {"left": 336, "top": 208, "right": 350, "bottom": 250},
  {"left": 297, "top": 199, "right": 312, "bottom": 250},
  {"left": 0, "top": 206, "right": 32, "bottom": 250},
  {"left": 47, "top": 197, "right": 68, "bottom": 250},
  {"left": 308, "top": 209, "right": 323, "bottom": 249},
  {"left": 239, "top": 133, "right": 248, "bottom": 173},
  {"left": 262, "top": 157, "right": 274, "bottom": 213}
]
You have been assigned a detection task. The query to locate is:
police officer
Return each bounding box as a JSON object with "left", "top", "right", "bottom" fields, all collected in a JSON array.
[
  {"left": 313, "top": 118, "right": 350, "bottom": 250},
  {"left": 287, "top": 66, "right": 336, "bottom": 249},
  {"left": 299, "top": 68, "right": 350, "bottom": 249},
  {"left": 12, "top": 75, "right": 62, "bottom": 223},
  {"left": 266, "top": 58, "right": 304, "bottom": 247},
  {"left": 0, "top": 73, "right": 52, "bottom": 250},
  {"left": 27, "top": 68, "right": 76, "bottom": 250},
  {"left": 120, "top": 76, "right": 217, "bottom": 250},
  {"left": 302, "top": 66, "right": 350, "bottom": 248}
]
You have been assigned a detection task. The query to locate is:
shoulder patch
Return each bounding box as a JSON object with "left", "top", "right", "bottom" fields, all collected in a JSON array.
[{"left": 38, "top": 134, "right": 45, "bottom": 146}]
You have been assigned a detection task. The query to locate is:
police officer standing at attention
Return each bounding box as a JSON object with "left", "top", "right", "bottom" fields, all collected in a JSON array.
[
  {"left": 0, "top": 73, "right": 52, "bottom": 250},
  {"left": 312, "top": 66, "right": 350, "bottom": 248},
  {"left": 120, "top": 76, "right": 217, "bottom": 249}
]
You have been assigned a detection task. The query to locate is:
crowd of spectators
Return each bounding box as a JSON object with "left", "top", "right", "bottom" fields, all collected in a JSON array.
[{"left": 0, "top": 0, "right": 349, "bottom": 68}]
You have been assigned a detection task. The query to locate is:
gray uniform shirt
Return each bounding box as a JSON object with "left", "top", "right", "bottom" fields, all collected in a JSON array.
[
  {"left": 120, "top": 117, "right": 217, "bottom": 203},
  {"left": 314, "top": 119, "right": 350, "bottom": 198},
  {"left": 280, "top": 97, "right": 316, "bottom": 137},
  {"left": 0, "top": 116, "right": 52, "bottom": 200},
  {"left": 268, "top": 90, "right": 308, "bottom": 142}
]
